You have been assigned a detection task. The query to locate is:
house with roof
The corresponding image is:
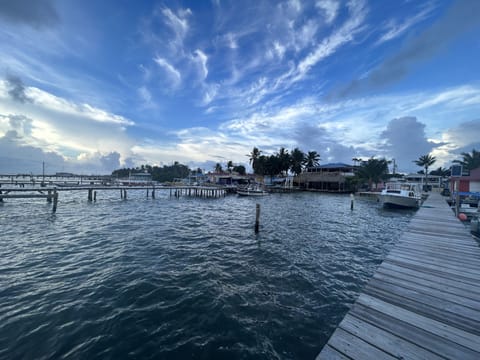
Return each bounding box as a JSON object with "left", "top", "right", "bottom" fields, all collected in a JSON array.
[
  {"left": 450, "top": 166, "right": 480, "bottom": 195},
  {"left": 295, "top": 163, "right": 356, "bottom": 192}
]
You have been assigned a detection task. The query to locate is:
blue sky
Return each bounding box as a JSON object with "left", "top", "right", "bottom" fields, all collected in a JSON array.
[{"left": 0, "top": 0, "right": 479, "bottom": 174}]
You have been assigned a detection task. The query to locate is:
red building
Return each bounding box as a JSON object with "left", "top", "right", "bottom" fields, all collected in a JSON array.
[{"left": 450, "top": 166, "right": 480, "bottom": 193}]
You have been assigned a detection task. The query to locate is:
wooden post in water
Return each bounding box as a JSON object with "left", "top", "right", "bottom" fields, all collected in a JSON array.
[
  {"left": 350, "top": 193, "right": 355, "bottom": 210},
  {"left": 455, "top": 191, "right": 460, "bottom": 216},
  {"left": 47, "top": 189, "right": 52, "bottom": 203},
  {"left": 152, "top": 187, "right": 155, "bottom": 199},
  {"left": 94, "top": 191, "right": 97, "bottom": 202},
  {"left": 88, "top": 189, "right": 93, "bottom": 201},
  {"left": 255, "top": 203, "right": 260, "bottom": 233},
  {"left": 52, "top": 191, "right": 58, "bottom": 213},
  {"left": 120, "top": 189, "right": 123, "bottom": 199},
  {"left": 123, "top": 189, "right": 127, "bottom": 199}
]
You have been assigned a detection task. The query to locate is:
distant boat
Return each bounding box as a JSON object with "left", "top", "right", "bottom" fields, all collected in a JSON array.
[
  {"left": 237, "top": 185, "right": 268, "bottom": 196},
  {"left": 379, "top": 182, "right": 422, "bottom": 209}
]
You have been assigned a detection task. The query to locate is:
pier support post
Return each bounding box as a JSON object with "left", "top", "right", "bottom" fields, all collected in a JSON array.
[
  {"left": 123, "top": 189, "right": 127, "bottom": 199},
  {"left": 88, "top": 189, "right": 93, "bottom": 201},
  {"left": 52, "top": 191, "right": 58, "bottom": 212},
  {"left": 94, "top": 191, "right": 97, "bottom": 202},
  {"left": 47, "top": 189, "right": 52, "bottom": 203},
  {"left": 152, "top": 188, "right": 155, "bottom": 199},
  {"left": 255, "top": 203, "right": 260, "bottom": 233},
  {"left": 350, "top": 193, "right": 355, "bottom": 210}
]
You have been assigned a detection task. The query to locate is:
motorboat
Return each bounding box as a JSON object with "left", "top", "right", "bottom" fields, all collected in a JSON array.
[
  {"left": 379, "top": 182, "right": 422, "bottom": 209},
  {"left": 236, "top": 185, "right": 268, "bottom": 196}
]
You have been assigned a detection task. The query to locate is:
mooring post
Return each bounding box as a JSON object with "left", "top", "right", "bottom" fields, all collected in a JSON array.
[
  {"left": 350, "top": 193, "right": 355, "bottom": 210},
  {"left": 52, "top": 191, "right": 58, "bottom": 213},
  {"left": 88, "top": 189, "right": 92, "bottom": 201},
  {"left": 455, "top": 191, "right": 460, "bottom": 216},
  {"left": 94, "top": 191, "right": 97, "bottom": 202},
  {"left": 123, "top": 189, "right": 127, "bottom": 199},
  {"left": 120, "top": 189, "right": 123, "bottom": 199},
  {"left": 47, "top": 189, "right": 52, "bottom": 203},
  {"left": 255, "top": 203, "right": 260, "bottom": 233}
]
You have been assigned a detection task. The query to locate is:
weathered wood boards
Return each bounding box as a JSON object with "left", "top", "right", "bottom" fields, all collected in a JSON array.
[{"left": 318, "top": 192, "right": 480, "bottom": 359}]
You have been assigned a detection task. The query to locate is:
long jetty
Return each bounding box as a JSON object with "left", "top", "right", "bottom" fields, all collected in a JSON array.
[
  {"left": 318, "top": 192, "right": 480, "bottom": 359},
  {"left": 0, "top": 185, "right": 227, "bottom": 212}
]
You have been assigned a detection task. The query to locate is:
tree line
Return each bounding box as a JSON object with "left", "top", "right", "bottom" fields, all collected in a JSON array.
[
  {"left": 110, "top": 148, "right": 479, "bottom": 185},
  {"left": 248, "top": 146, "right": 321, "bottom": 177},
  {"left": 112, "top": 162, "right": 191, "bottom": 183}
]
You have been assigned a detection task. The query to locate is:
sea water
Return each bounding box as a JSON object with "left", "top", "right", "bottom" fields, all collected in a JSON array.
[{"left": 0, "top": 190, "right": 414, "bottom": 359}]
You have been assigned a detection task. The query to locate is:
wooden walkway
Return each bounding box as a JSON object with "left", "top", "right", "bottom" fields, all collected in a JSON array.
[{"left": 317, "top": 192, "right": 480, "bottom": 360}]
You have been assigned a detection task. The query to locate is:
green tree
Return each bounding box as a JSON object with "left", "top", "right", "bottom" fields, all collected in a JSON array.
[
  {"left": 453, "top": 149, "right": 480, "bottom": 171},
  {"left": 265, "top": 155, "right": 281, "bottom": 181},
  {"left": 233, "top": 165, "right": 246, "bottom": 175},
  {"left": 414, "top": 154, "right": 436, "bottom": 189},
  {"left": 248, "top": 147, "right": 262, "bottom": 172},
  {"left": 276, "top": 147, "right": 290, "bottom": 176},
  {"left": 227, "top": 160, "right": 233, "bottom": 174},
  {"left": 214, "top": 163, "right": 223, "bottom": 173},
  {"left": 357, "top": 157, "right": 389, "bottom": 191},
  {"left": 430, "top": 167, "right": 450, "bottom": 177},
  {"left": 290, "top": 147, "right": 305, "bottom": 176},
  {"left": 304, "top": 151, "right": 320, "bottom": 168}
]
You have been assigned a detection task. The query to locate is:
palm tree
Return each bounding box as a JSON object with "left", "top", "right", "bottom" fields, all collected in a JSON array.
[
  {"left": 430, "top": 167, "right": 450, "bottom": 177},
  {"left": 414, "top": 154, "right": 436, "bottom": 189},
  {"left": 290, "top": 147, "right": 305, "bottom": 176},
  {"left": 453, "top": 149, "right": 480, "bottom": 171},
  {"left": 277, "top": 147, "right": 290, "bottom": 176},
  {"left": 248, "top": 147, "right": 262, "bottom": 170},
  {"left": 304, "top": 151, "right": 320, "bottom": 168},
  {"left": 357, "top": 157, "right": 389, "bottom": 191},
  {"left": 227, "top": 160, "right": 233, "bottom": 174}
]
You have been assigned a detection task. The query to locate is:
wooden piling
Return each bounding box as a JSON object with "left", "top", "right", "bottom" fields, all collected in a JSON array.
[
  {"left": 52, "top": 191, "right": 58, "bottom": 212},
  {"left": 123, "top": 189, "right": 127, "bottom": 199},
  {"left": 47, "top": 189, "right": 52, "bottom": 203},
  {"left": 88, "top": 189, "right": 93, "bottom": 201},
  {"left": 350, "top": 193, "right": 355, "bottom": 210},
  {"left": 93, "top": 191, "right": 97, "bottom": 202},
  {"left": 255, "top": 203, "right": 260, "bottom": 233},
  {"left": 152, "top": 188, "right": 155, "bottom": 199}
]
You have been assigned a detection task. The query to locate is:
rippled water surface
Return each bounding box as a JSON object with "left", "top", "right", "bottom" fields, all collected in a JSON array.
[{"left": 0, "top": 190, "right": 414, "bottom": 359}]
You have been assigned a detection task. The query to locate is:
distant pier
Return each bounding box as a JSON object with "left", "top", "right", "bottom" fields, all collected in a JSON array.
[
  {"left": 0, "top": 185, "right": 227, "bottom": 212},
  {"left": 317, "top": 192, "right": 480, "bottom": 359}
]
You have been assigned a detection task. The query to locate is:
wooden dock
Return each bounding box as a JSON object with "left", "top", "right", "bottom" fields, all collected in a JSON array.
[{"left": 318, "top": 192, "right": 480, "bottom": 360}]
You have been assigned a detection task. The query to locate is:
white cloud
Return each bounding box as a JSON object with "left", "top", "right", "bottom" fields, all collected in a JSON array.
[
  {"left": 316, "top": 0, "right": 340, "bottom": 24},
  {"left": 153, "top": 56, "right": 181, "bottom": 86},
  {"left": 193, "top": 49, "right": 209, "bottom": 80},
  {"left": 376, "top": 4, "right": 434, "bottom": 44}
]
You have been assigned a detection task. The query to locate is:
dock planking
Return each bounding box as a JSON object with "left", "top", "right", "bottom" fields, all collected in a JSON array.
[{"left": 317, "top": 192, "right": 480, "bottom": 359}]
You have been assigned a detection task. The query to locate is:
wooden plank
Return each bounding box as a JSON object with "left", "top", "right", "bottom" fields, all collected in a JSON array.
[
  {"left": 356, "top": 294, "right": 480, "bottom": 352},
  {"left": 351, "top": 303, "right": 480, "bottom": 360},
  {"left": 326, "top": 327, "right": 396, "bottom": 360},
  {"left": 376, "top": 266, "right": 480, "bottom": 301},
  {"left": 316, "top": 345, "right": 350, "bottom": 360},
  {"left": 383, "top": 258, "right": 480, "bottom": 288},
  {"left": 339, "top": 314, "right": 444, "bottom": 360},
  {"left": 364, "top": 280, "right": 480, "bottom": 334}
]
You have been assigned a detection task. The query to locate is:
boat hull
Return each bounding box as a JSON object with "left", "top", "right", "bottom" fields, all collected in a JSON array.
[
  {"left": 379, "top": 194, "right": 420, "bottom": 209},
  {"left": 237, "top": 190, "right": 268, "bottom": 196}
]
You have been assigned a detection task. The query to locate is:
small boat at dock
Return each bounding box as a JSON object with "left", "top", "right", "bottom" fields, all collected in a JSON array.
[
  {"left": 236, "top": 185, "right": 268, "bottom": 196},
  {"left": 379, "top": 182, "right": 422, "bottom": 209}
]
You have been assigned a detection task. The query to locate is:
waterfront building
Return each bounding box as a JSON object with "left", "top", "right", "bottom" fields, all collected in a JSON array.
[{"left": 295, "top": 163, "right": 356, "bottom": 192}]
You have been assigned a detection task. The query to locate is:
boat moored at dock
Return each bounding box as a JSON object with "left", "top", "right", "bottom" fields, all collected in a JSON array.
[{"left": 378, "top": 182, "right": 422, "bottom": 209}]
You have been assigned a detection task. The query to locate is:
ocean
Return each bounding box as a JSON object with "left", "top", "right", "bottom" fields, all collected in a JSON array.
[{"left": 0, "top": 190, "right": 414, "bottom": 359}]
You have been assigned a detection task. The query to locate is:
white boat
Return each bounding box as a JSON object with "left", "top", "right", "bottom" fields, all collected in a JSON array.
[
  {"left": 236, "top": 185, "right": 268, "bottom": 196},
  {"left": 379, "top": 182, "right": 422, "bottom": 209}
]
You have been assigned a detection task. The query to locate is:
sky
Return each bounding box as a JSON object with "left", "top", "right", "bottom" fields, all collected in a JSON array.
[{"left": 0, "top": 0, "right": 479, "bottom": 175}]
